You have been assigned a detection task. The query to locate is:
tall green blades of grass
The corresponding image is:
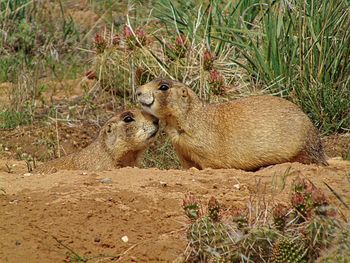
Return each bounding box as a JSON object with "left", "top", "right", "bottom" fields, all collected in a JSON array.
[
  {"left": 223, "top": 0, "right": 350, "bottom": 134},
  {"left": 157, "top": 0, "right": 349, "bottom": 133},
  {"left": 295, "top": 0, "right": 350, "bottom": 133},
  {"left": 154, "top": 0, "right": 248, "bottom": 99}
]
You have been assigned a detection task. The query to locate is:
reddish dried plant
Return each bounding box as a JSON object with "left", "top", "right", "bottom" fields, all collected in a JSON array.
[
  {"left": 203, "top": 49, "right": 215, "bottom": 71},
  {"left": 94, "top": 33, "right": 107, "bottom": 53},
  {"left": 174, "top": 35, "right": 188, "bottom": 58},
  {"left": 122, "top": 25, "right": 147, "bottom": 49},
  {"left": 272, "top": 203, "right": 289, "bottom": 231},
  {"left": 208, "top": 69, "right": 225, "bottom": 95}
]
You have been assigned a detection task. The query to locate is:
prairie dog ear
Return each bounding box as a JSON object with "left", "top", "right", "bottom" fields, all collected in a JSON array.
[{"left": 100, "top": 122, "right": 115, "bottom": 136}]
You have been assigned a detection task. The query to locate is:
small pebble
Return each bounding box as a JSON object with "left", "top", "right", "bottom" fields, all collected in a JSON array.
[
  {"left": 94, "top": 237, "right": 100, "bottom": 243},
  {"left": 121, "top": 235, "right": 129, "bottom": 243},
  {"left": 99, "top": 178, "right": 112, "bottom": 184},
  {"left": 160, "top": 181, "right": 167, "bottom": 187},
  {"left": 15, "top": 240, "right": 21, "bottom": 246}
]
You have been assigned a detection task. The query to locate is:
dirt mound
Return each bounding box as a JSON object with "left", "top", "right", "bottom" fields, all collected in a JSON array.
[{"left": 0, "top": 158, "right": 349, "bottom": 262}]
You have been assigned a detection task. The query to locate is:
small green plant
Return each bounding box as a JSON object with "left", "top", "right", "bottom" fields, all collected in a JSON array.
[
  {"left": 66, "top": 252, "right": 88, "bottom": 263},
  {"left": 0, "top": 109, "right": 31, "bottom": 129},
  {"left": 183, "top": 192, "right": 202, "bottom": 220},
  {"left": 20, "top": 153, "right": 36, "bottom": 172}
]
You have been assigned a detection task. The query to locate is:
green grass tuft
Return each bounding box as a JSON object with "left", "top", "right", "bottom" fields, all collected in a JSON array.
[{"left": 0, "top": 109, "right": 31, "bottom": 129}]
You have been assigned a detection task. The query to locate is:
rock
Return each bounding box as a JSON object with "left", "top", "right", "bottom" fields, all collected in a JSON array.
[
  {"left": 99, "top": 178, "right": 112, "bottom": 184},
  {"left": 233, "top": 183, "right": 240, "bottom": 190},
  {"left": 121, "top": 235, "right": 128, "bottom": 243}
]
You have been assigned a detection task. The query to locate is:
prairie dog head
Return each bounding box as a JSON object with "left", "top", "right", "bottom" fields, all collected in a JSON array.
[
  {"left": 100, "top": 109, "right": 159, "bottom": 153},
  {"left": 136, "top": 79, "right": 197, "bottom": 119}
]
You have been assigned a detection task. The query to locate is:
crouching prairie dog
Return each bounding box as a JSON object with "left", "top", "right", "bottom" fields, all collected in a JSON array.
[
  {"left": 136, "top": 79, "right": 328, "bottom": 171},
  {"left": 35, "top": 110, "right": 159, "bottom": 173}
]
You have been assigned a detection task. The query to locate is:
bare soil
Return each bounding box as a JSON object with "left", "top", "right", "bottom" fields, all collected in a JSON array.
[{"left": 0, "top": 158, "right": 350, "bottom": 262}]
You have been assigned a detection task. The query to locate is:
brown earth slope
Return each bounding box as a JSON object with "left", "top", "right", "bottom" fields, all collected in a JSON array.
[{"left": 0, "top": 159, "right": 350, "bottom": 262}]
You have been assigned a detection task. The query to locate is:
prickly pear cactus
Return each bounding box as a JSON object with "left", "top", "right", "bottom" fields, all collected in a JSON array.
[
  {"left": 304, "top": 214, "right": 339, "bottom": 260},
  {"left": 272, "top": 238, "right": 307, "bottom": 263},
  {"left": 187, "top": 216, "right": 235, "bottom": 261},
  {"left": 237, "top": 227, "right": 279, "bottom": 262},
  {"left": 316, "top": 223, "right": 350, "bottom": 263}
]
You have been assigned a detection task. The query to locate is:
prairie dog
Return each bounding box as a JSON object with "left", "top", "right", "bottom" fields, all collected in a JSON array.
[
  {"left": 136, "top": 78, "right": 327, "bottom": 170},
  {"left": 35, "top": 110, "right": 159, "bottom": 173}
]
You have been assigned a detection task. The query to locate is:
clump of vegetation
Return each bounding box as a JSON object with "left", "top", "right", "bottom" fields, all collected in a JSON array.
[
  {"left": 155, "top": 0, "right": 350, "bottom": 134},
  {"left": 1, "top": 0, "right": 349, "bottom": 165},
  {"left": 0, "top": 0, "right": 87, "bottom": 130},
  {"left": 179, "top": 176, "right": 346, "bottom": 262},
  {"left": 85, "top": 0, "right": 350, "bottom": 133},
  {"left": 88, "top": 4, "right": 243, "bottom": 103}
]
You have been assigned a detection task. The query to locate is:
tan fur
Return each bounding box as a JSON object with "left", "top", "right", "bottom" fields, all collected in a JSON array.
[
  {"left": 35, "top": 110, "right": 159, "bottom": 173},
  {"left": 136, "top": 79, "right": 328, "bottom": 171}
]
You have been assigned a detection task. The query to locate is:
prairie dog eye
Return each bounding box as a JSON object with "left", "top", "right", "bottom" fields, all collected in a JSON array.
[
  {"left": 159, "top": 84, "right": 169, "bottom": 91},
  {"left": 123, "top": 116, "right": 134, "bottom": 123}
]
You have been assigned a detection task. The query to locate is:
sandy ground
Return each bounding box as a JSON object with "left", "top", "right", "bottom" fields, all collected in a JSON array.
[{"left": 0, "top": 158, "right": 350, "bottom": 262}]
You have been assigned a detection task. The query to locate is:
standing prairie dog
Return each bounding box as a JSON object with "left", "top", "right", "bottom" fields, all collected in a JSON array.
[
  {"left": 136, "top": 79, "right": 328, "bottom": 170},
  {"left": 35, "top": 110, "right": 159, "bottom": 173}
]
